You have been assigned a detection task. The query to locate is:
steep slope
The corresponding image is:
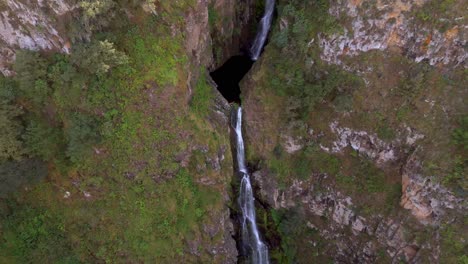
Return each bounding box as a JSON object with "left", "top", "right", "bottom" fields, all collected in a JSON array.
[
  {"left": 241, "top": 0, "right": 467, "bottom": 263},
  {"left": 0, "top": 0, "right": 257, "bottom": 262}
]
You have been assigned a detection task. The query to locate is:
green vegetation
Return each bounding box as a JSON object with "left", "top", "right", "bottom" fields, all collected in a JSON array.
[
  {"left": 0, "top": 1, "right": 231, "bottom": 262},
  {"left": 413, "top": 0, "right": 463, "bottom": 32},
  {"left": 270, "top": 208, "right": 330, "bottom": 263},
  {"left": 0, "top": 203, "right": 78, "bottom": 263},
  {"left": 272, "top": 1, "right": 342, "bottom": 49},
  {"left": 452, "top": 116, "right": 468, "bottom": 150},
  {"left": 23, "top": 119, "right": 64, "bottom": 161},
  {"left": 0, "top": 0, "right": 465, "bottom": 262},
  {"left": 190, "top": 69, "right": 215, "bottom": 117},
  {"left": 440, "top": 222, "right": 468, "bottom": 264},
  {"left": 208, "top": 3, "right": 218, "bottom": 28},
  {"left": 0, "top": 159, "right": 47, "bottom": 198},
  {"left": 71, "top": 40, "right": 129, "bottom": 76},
  {"left": 0, "top": 100, "right": 23, "bottom": 160},
  {"left": 261, "top": 1, "right": 362, "bottom": 120},
  {"left": 268, "top": 145, "right": 341, "bottom": 188},
  {"left": 0, "top": 168, "right": 221, "bottom": 262}
]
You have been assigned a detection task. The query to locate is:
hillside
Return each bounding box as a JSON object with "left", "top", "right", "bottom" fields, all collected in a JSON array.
[{"left": 0, "top": 0, "right": 466, "bottom": 263}]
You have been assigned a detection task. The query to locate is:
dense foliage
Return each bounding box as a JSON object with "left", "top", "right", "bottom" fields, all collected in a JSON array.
[{"left": 0, "top": 1, "right": 228, "bottom": 262}]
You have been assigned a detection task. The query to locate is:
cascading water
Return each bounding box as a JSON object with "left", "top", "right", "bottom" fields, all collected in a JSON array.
[
  {"left": 234, "top": 107, "right": 269, "bottom": 264},
  {"left": 211, "top": 0, "right": 275, "bottom": 262},
  {"left": 250, "top": 0, "right": 275, "bottom": 61}
]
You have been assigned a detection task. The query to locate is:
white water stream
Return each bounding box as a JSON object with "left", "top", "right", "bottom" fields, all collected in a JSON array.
[
  {"left": 231, "top": 1, "right": 275, "bottom": 262},
  {"left": 234, "top": 107, "right": 269, "bottom": 264},
  {"left": 250, "top": 0, "right": 275, "bottom": 61}
]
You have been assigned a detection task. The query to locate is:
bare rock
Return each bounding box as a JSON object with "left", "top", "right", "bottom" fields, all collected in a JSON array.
[
  {"left": 401, "top": 151, "right": 464, "bottom": 225},
  {"left": 332, "top": 199, "right": 355, "bottom": 226},
  {"left": 0, "top": 0, "right": 73, "bottom": 75},
  {"left": 320, "top": 0, "right": 467, "bottom": 68},
  {"left": 325, "top": 121, "right": 400, "bottom": 165}
]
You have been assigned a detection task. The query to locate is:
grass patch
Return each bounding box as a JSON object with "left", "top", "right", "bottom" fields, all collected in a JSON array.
[
  {"left": 190, "top": 69, "right": 214, "bottom": 117},
  {"left": 267, "top": 145, "right": 341, "bottom": 187}
]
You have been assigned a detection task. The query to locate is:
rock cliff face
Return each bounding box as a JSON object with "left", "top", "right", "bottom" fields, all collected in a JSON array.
[
  {"left": 241, "top": 0, "right": 466, "bottom": 263},
  {"left": 0, "top": 0, "right": 254, "bottom": 73},
  {"left": 0, "top": 0, "right": 72, "bottom": 75},
  {"left": 320, "top": 0, "right": 467, "bottom": 68},
  {"left": 185, "top": 0, "right": 255, "bottom": 69},
  {"left": 1, "top": 0, "right": 466, "bottom": 263}
]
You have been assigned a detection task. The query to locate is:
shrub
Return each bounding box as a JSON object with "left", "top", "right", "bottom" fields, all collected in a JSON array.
[
  {"left": 78, "top": 0, "right": 116, "bottom": 34},
  {"left": 272, "top": 27, "right": 289, "bottom": 48},
  {"left": 0, "top": 204, "right": 78, "bottom": 262},
  {"left": 452, "top": 116, "right": 468, "bottom": 150},
  {"left": 71, "top": 40, "right": 129, "bottom": 76},
  {"left": 208, "top": 4, "right": 218, "bottom": 28},
  {"left": 65, "top": 112, "right": 102, "bottom": 163},
  {"left": 0, "top": 102, "right": 24, "bottom": 161},
  {"left": 23, "top": 119, "right": 64, "bottom": 161},
  {"left": 13, "top": 50, "right": 49, "bottom": 105}
]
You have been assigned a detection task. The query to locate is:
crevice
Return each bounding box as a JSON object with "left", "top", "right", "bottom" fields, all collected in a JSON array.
[
  {"left": 210, "top": 54, "right": 254, "bottom": 104},
  {"left": 208, "top": 0, "right": 278, "bottom": 262}
]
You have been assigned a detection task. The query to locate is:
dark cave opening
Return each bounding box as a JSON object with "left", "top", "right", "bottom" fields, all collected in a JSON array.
[{"left": 210, "top": 54, "right": 254, "bottom": 104}]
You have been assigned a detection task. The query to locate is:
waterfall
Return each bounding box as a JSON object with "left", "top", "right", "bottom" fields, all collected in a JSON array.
[
  {"left": 234, "top": 107, "right": 269, "bottom": 264},
  {"left": 250, "top": 0, "right": 275, "bottom": 61}
]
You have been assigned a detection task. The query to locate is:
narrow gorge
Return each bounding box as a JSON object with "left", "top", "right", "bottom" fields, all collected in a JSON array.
[
  {"left": 0, "top": 0, "right": 465, "bottom": 263},
  {"left": 210, "top": 0, "right": 275, "bottom": 262}
]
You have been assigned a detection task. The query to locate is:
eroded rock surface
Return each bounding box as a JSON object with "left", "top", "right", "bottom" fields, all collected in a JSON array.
[
  {"left": 0, "top": 0, "right": 73, "bottom": 75},
  {"left": 401, "top": 150, "right": 465, "bottom": 225},
  {"left": 253, "top": 171, "right": 440, "bottom": 263},
  {"left": 320, "top": 0, "right": 467, "bottom": 68}
]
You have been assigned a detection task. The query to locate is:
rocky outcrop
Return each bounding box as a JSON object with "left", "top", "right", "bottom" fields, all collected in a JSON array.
[
  {"left": 201, "top": 209, "right": 238, "bottom": 263},
  {"left": 401, "top": 150, "right": 465, "bottom": 225},
  {"left": 322, "top": 122, "right": 466, "bottom": 226},
  {"left": 253, "top": 171, "right": 434, "bottom": 263},
  {"left": 323, "top": 121, "right": 402, "bottom": 165},
  {"left": 208, "top": 0, "right": 255, "bottom": 65},
  {"left": 0, "top": 0, "right": 73, "bottom": 75},
  {"left": 320, "top": 0, "right": 467, "bottom": 68},
  {"left": 184, "top": 0, "right": 212, "bottom": 68},
  {"left": 240, "top": 0, "right": 465, "bottom": 263},
  {"left": 185, "top": 0, "right": 255, "bottom": 68}
]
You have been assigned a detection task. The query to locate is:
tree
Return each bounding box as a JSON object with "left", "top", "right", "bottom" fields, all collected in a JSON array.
[
  {"left": 71, "top": 40, "right": 129, "bottom": 76},
  {"left": 23, "top": 119, "right": 65, "bottom": 161},
  {"left": 65, "top": 112, "right": 101, "bottom": 163},
  {"left": 78, "top": 0, "right": 116, "bottom": 34},
  {"left": 0, "top": 159, "right": 47, "bottom": 198},
  {"left": 13, "top": 50, "right": 50, "bottom": 105},
  {"left": 0, "top": 102, "right": 24, "bottom": 160}
]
